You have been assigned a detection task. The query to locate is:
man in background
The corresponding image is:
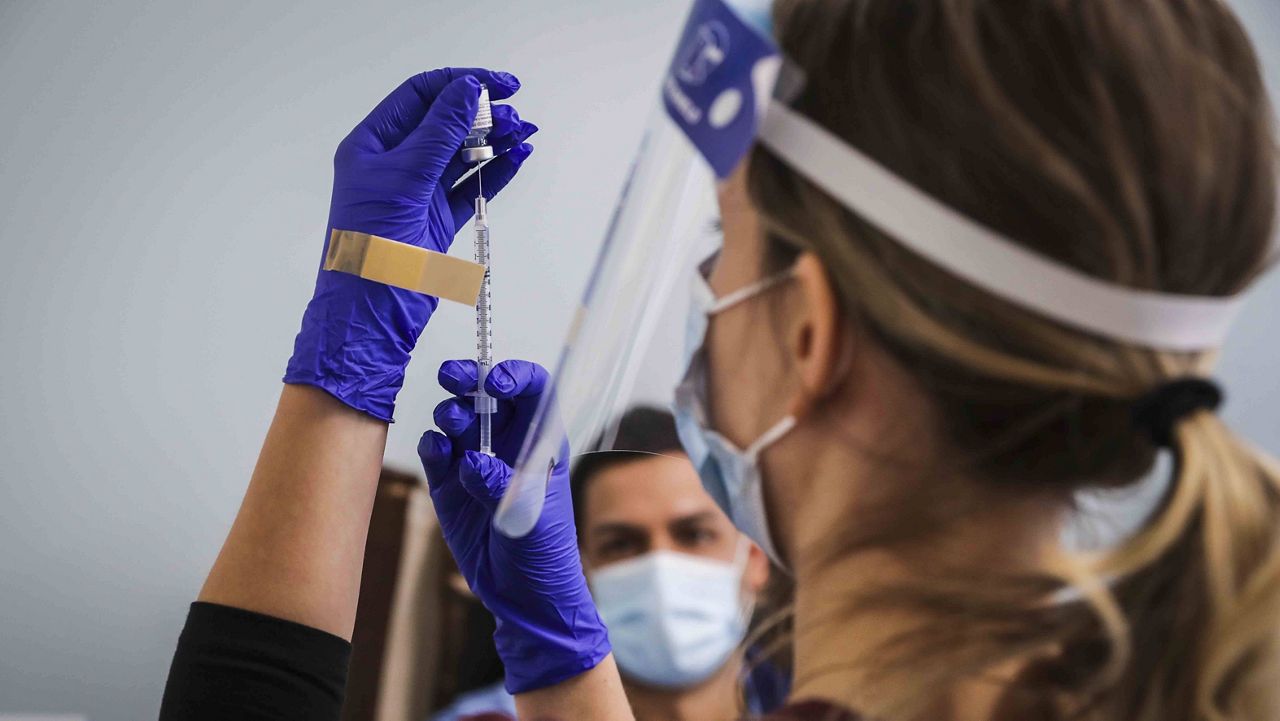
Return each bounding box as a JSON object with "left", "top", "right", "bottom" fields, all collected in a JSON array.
[{"left": 431, "top": 407, "right": 786, "bottom": 721}]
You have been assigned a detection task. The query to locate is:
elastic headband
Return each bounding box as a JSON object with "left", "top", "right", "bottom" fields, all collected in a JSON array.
[{"left": 756, "top": 103, "right": 1246, "bottom": 351}]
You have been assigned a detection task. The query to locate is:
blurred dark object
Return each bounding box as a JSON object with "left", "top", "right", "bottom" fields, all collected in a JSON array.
[{"left": 340, "top": 467, "right": 504, "bottom": 721}]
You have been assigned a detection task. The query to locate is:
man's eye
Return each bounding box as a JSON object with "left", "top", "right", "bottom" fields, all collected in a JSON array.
[
  {"left": 597, "top": 538, "right": 637, "bottom": 557},
  {"left": 677, "top": 526, "right": 718, "bottom": 547}
]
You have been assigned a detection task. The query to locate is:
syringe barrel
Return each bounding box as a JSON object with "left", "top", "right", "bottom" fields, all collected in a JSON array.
[
  {"left": 474, "top": 204, "right": 492, "bottom": 362},
  {"left": 473, "top": 191, "right": 495, "bottom": 455}
]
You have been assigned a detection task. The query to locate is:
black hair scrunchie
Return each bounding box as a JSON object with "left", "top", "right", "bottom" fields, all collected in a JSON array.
[{"left": 1131, "top": 377, "right": 1224, "bottom": 448}]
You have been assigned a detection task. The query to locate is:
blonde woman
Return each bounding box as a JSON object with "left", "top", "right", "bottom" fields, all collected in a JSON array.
[{"left": 424, "top": 3, "right": 1279, "bottom": 718}]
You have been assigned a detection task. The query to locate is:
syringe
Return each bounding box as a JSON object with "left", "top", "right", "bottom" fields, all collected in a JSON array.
[{"left": 463, "top": 86, "right": 496, "bottom": 456}]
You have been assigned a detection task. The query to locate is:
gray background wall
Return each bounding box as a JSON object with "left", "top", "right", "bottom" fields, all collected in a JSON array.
[{"left": 0, "top": 2, "right": 1276, "bottom": 719}]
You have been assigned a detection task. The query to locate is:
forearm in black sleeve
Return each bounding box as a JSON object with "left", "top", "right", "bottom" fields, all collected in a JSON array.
[{"left": 159, "top": 602, "right": 351, "bottom": 721}]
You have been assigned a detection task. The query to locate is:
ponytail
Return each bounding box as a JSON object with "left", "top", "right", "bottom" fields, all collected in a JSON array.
[{"left": 1085, "top": 410, "right": 1280, "bottom": 721}]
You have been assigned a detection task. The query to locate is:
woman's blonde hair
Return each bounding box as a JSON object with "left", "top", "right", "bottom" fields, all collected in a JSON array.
[{"left": 746, "top": 1, "right": 1279, "bottom": 719}]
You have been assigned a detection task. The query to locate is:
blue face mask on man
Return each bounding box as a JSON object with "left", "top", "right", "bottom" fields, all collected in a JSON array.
[
  {"left": 589, "top": 542, "right": 752, "bottom": 688},
  {"left": 672, "top": 254, "right": 795, "bottom": 569}
]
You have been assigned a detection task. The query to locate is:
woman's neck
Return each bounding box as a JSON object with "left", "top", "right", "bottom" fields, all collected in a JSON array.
[
  {"left": 786, "top": 471, "right": 1063, "bottom": 721},
  {"left": 790, "top": 549, "right": 959, "bottom": 718},
  {"left": 623, "top": 656, "right": 744, "bottom": 721}
]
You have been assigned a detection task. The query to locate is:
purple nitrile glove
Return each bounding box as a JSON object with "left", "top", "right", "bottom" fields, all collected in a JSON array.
[
  {"left": 284, "top": 68, "right": 538, "bottom": 421},
  {"left": 418, "top": 359, "right": 611, "bottom": 694}
]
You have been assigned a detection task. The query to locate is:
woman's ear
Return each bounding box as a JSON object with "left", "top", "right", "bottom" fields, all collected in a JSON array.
[{"left": 788, "top": 252, "right": 846, "bottom": 417}]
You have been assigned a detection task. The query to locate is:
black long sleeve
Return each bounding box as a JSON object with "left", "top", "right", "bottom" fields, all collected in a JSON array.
[{"left": 159, "top": 602, "right": 351, "bottom": 721}]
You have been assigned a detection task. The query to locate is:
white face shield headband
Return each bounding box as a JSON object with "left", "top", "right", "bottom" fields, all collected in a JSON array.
[
  {"left": 492, "top": 0, "right": 1262, "bottom": 539},
  {"left": 754, "top": 103, "right": 1245, "bottom": 351}
]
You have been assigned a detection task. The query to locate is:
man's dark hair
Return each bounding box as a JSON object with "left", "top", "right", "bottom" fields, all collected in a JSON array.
[{"left": 569, "top": 406, "right": 684, "bottom": 536}]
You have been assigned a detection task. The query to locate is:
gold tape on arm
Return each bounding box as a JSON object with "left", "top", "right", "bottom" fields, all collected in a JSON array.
[{"left": 323, "top": 229, "right": 485, "bottom": 307}]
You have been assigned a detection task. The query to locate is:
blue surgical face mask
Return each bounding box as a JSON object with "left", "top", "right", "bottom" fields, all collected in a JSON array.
[
  {"left": 589, "top": 543, "right": 752, "bottom": 688},
  {"left": 672, "top": 254, "right": 795, "bottom": 569}
]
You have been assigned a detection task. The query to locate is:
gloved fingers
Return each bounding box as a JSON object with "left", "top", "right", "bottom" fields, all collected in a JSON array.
[
  {"left": 346, "top": 68, "right": 518, "bottom": 154},
  {"left": 484, "top": 359, "right": 550, "bottom": 400},
  {"left": 487, "top": 105, "right": 534, "bottom": 149},
  {"left": 434, "top": 395, "right": 531, "bottom": 456},
  {"left": 440, "top": 105, "right": 535, "bottom": 188},
  {"left": 458, "top": 450, "right": 513, "bottom": 508},
  {"left": 437, "top": 358, "right": 519, "bottom": 446},
  {"left": 418, "top": 429, "right": 457, "bottom": 488},
  {"left": 419, "top": 430, "right": 477, "bottom": 529},
  {"left": 434, "top": 397, "right": 477, "bottom": 440},
  {"left": 446, "top": 67, "right": 521, "bottom": 101},
  {"left": 440, "top": 119, "right": 536, "bottom": 192},
  {"left": 390, "top": 76, "right": 484, "bottom": 183},
  {"left": 448, "top": 143, "right": 536, "bottom": 229},
  {"left": 436, "top": 396, "right": 516, "bottom": 459},
  {"left": 484, "top": 359, "right": 552, "bottom": 438},
  {"left": 345, "top": 74, "right": 436, "bottom": 153},
  {"left": 437, "top": 359, "right": 548, "bottom": 454},
  {"left": 438, "top": 359, "right": 479, "bottom": 396}
]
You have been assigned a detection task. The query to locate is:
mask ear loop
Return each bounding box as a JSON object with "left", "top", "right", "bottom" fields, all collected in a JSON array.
[
  {"left": 700, "top": 261, "right": 801, "bottom": 464},
  {"left": 742, "top": 415, "right": 798, "bottom": 463},
  {"left": 731, "top": 534, "right": 759, "bottom": 636},
  {"left": 706, "top": 268, "right": 796, "bottom": 316}
]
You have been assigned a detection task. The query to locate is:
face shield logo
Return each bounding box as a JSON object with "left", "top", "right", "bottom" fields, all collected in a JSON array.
[
  {"left": 676, "top": 21, "right": 730, "bottom": 86},
  {"left": 661, "top": 0, "right": 780, "bottom": 177}
]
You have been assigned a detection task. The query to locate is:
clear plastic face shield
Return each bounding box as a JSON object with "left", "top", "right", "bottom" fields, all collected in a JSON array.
[
  {"left": 494, "top": 0, "right": 784, "bottom": 538},
  {"left": 494, "top": 0, "right": 1250, "bottom": 540}
]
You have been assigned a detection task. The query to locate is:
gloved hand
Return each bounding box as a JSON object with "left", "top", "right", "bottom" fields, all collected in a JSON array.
[
  {"left": 418, "top": 359, "right": 611, "bottom": 693},
  {"left": 285, "top": 68, "right": 539, "bottom": 421}
]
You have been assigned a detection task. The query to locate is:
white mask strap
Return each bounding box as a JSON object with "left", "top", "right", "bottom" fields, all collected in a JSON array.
[
  {"left": 707, "top": 270, "right": 793, "bottom": 316},
  {"left": 729, "top": 535, "right": 758, "bottom": 626},
  {"left": 743, "top": 414, "right": 798, "bottom": 462},
  {"left": 756, "top": 102, "right": 1246, "bottom": 351}
]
